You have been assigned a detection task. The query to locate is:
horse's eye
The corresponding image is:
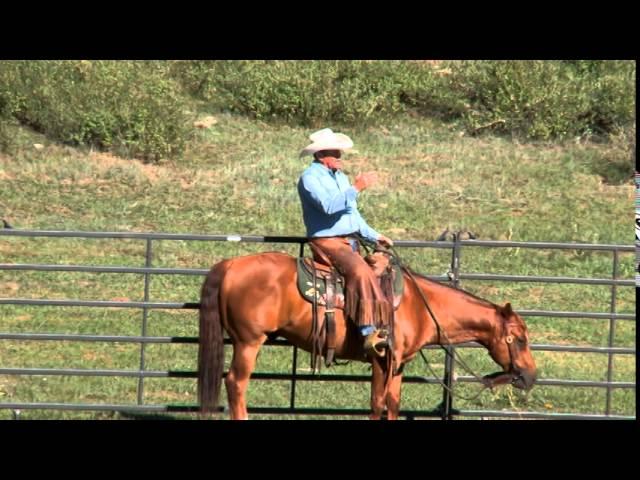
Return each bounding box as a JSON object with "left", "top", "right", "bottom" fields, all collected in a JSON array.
[{"left": 517, "top": 337, "right": 527, "bottom": 346}]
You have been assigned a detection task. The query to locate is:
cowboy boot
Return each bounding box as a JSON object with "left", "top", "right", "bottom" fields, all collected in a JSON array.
[{"left": 364, "top": 328, "right": 389, "bottom": 357}]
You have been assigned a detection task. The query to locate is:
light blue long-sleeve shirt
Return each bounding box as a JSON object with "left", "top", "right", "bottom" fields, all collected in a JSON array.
[{"left": 297, "top": 161, "right": 380, "bottom": 242}]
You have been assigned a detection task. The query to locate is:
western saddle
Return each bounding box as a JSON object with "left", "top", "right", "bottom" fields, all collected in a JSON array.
[{"left": 296, "top": 245, "right": 404, "bottom": 371}]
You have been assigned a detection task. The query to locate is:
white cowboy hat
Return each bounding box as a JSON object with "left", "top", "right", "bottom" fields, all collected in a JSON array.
[{"left": 299, "top": 128, "right": 355, "bottom": 157}]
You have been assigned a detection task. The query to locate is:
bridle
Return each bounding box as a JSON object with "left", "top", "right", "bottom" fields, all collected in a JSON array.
[
  {"left": 501, "top": 318, "right": 527, "bottom": 386},
  {"left": 358, "top": 238, "right": 528, "bottom": 397}
]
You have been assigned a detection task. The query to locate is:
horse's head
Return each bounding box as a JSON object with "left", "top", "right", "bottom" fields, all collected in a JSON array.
[{"left": 483, "top": 302, "right": 537, "bottom": 391}]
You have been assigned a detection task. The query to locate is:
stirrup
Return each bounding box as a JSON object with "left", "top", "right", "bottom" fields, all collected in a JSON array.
[{"left": 364, "top": 328, "right": 389, "bottom": 358}]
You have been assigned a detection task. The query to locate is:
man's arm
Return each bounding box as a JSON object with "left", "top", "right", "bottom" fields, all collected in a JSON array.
[
  {"left": 357, "top": 214, "right": 393, "bottom": 247},
  {"left": 353, "top": 208, "right": 380, "bottom": 243}
]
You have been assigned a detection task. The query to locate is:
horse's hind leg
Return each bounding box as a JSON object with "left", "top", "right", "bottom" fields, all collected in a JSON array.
[{"left": 225, "top": 339, "right": 265, "bottom": 420}]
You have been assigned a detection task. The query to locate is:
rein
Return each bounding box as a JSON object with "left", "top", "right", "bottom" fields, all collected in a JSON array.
[
  {"left": 400, "top": 259, "right": 493, "bottom": 399},
  {"left": 357, "top": 237, "right": 518, "bottom": 399}
]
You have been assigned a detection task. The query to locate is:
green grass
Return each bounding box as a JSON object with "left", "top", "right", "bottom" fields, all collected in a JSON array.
[{"left": 0, "top": 113, "right": 635, "bottom": 419}]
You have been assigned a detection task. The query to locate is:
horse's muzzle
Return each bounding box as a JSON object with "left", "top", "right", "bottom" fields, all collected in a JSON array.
[
  {"left": 482, "top": 368, "right": 536, "bottom": 390},
  {"left": 510, "top": 368, "right": 536, "bottom": 390}
]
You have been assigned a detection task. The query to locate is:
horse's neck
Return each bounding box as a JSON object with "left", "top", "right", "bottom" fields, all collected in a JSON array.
[{"left": 418, "top": 278, "right": 498, "bottom": 346}]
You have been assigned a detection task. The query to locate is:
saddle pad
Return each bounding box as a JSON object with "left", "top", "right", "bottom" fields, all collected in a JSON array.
[{"left": 296, "top": 257, "right": 404, "bottom": 308}]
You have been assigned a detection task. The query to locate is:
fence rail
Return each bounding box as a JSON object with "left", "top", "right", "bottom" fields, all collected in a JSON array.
[{"left": 1, "top": 229, "right": 635, "bottom": 420}]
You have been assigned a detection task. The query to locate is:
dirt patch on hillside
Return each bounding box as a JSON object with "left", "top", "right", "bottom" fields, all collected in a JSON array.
[
  {"left": 0, "top": 169, "right": 15, "bottom": 180},
  {"left": 89, "top": 152, "right": 166, "bottom": 183}
]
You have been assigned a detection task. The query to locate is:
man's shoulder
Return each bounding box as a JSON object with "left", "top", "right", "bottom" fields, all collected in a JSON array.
[
  {"left": 300, "top": 164, "right": 323, "bottom": 179},
  {"left": 298, "top": 166, "right": 315, "bottom": 189}
]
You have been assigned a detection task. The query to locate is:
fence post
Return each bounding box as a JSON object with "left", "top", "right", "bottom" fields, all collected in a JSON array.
[
  {"left": 290, "top": 346, "right": 298, "bottom": 411},
  {"left": 440, "top": 232, "right": 461, "bottom": 420},
  {"left": 605, "top": 250, "right": 619, "bottom": 415},
  {"left": 137, "top": 238, "right": 153, "bottom": 405},
  {"left": 288, "top": 241, "right": 306, "bottom": 412}
]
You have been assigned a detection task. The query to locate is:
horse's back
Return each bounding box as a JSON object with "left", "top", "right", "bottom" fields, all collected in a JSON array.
[{"left": 213, "top": 252, "right": 303, "bottom": 339}]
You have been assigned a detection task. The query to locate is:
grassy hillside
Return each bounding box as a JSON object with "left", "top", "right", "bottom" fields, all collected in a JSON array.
[{"left": 0, "top": 113, "right": 635, "bottom": 419}]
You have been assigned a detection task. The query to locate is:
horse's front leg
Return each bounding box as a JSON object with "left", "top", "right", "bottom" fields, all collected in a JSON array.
[
  {"left": 385, "top": 368, "right": 404, "bottom": 420},
  {"left": 369, "top": 357, "right": 387, "bottom": 420}
]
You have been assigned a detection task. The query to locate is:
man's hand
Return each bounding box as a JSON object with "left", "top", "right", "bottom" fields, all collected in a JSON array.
[
  {"left": 353, "top": 172, "right": 378, "bottom": 192},
  {"left": 377, "top": 234, "right": 394, "bottom": 248}
]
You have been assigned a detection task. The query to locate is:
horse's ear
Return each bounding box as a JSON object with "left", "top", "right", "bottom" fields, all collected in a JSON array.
[{"left": 502, "top": 302, "right": 513, "bottom": 317}]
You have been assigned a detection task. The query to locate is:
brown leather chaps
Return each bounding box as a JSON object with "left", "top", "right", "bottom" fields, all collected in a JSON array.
[{"left": 309, "top": 237, "right": 392, "bottom": 329}]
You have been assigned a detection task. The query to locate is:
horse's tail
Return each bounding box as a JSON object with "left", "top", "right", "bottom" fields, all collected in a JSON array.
[{"left": 198, "top": 260, "right": 229, "bottom": 413}]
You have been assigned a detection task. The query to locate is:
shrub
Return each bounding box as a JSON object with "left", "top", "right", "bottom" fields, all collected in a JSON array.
[
  {"left": 593, "top": 123, "right": 636, "bottom": 184},
  {"left": 567, "top": 60, "right": 635, "bottom": 136},
  {"left": 173, "top": 60, "right": 635, "bottom": 141},
  {"left": 170, "top": 60, "right": 443, "bottom": 126},
  {"left": 443, "top": 60, "right": 635, "bottom": 141},
  {"left": 0, "top": 60, "right": 633, "bottom": 155},
  {"left": 0, "top": 61, "right": 191, "bottom": 161}
]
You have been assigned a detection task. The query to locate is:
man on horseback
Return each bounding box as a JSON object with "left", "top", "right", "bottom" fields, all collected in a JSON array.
[{"left": 297, "top": 128, "right": 394, "bottom": 358}]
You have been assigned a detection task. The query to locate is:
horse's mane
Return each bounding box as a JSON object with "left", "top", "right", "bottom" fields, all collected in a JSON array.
[{"left": 406, "top": 268, "right": 500, "bottom": 311}]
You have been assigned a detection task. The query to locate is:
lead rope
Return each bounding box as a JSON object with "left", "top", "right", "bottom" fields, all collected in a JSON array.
[
  {"left": 418, "top": 349, "right": 489, "bottom": 402},
  {"left": 356, "top": 237, "right": 492, "bottom": 400},
  {"left": 397, "top": 252, "right": 494, "bottom": 401}
]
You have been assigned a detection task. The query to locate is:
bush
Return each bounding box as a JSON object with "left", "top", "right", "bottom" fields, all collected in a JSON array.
[
  {"left": 170, "top": 60, "right": 443, "bottom": 126},
  {"left": 0, "top": 87, "right": 16, "bottom": 154},
  {"left": 0, "top": 61, "right": 192, "bottom": 161},
  {"left": 173, "top": 60, "right": 635, "bottom": 141},
  {"left": 0, "top": 117, "right": 16, "bottom": 154},
  {"left": 443, "top": 60, "right": 635, "bottom": 141},
  {"left": 0, "top": 61, "right": 634, "bottom": 155},
  {"left": 567, "top": 60, "right": 635, "bottom": 136},
  {"left": 592, "top": 123, "right": 636, "bottom": 184}
]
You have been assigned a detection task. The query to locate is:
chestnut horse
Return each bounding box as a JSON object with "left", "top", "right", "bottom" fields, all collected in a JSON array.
[{"left": 198, "top": 252, "right": 537, "bottom": 420}]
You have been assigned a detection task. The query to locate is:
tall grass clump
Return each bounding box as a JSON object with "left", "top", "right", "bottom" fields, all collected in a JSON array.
[{"left": 0, "top": 61, "right": 192, "bottom": 162}]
